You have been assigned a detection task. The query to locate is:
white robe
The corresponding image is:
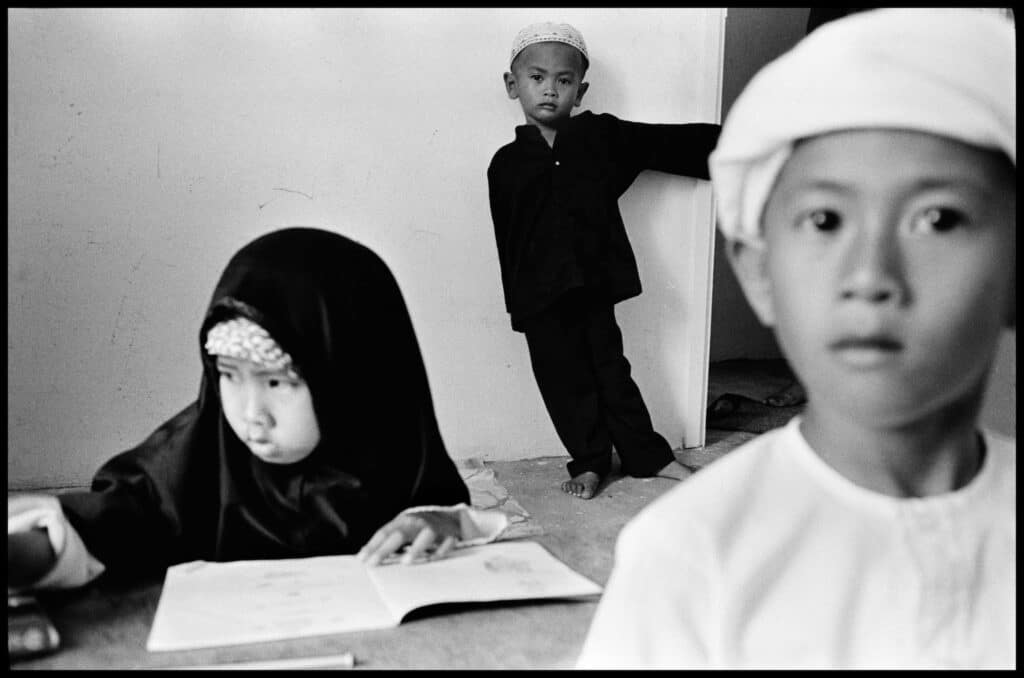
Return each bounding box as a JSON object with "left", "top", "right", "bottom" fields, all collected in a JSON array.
[{"left": 577, "top": 417, "right": 1016, "bottom": 669}]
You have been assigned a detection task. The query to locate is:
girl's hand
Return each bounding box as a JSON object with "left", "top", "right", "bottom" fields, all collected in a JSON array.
[{"left": 357, "top": 509, "right": 462, "bottom": 566}]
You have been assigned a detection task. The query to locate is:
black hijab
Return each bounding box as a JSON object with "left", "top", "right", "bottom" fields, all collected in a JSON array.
[{"left": 59, "top": 228, "right": 469, "bottom": 578}]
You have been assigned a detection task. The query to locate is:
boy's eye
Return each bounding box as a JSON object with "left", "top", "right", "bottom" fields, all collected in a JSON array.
[
  {"left": 906, "top": 207, "right": 966, "bottom": 235},
  {"left": 217, "top": 370, "right": 236, "bottom": 382},
  {"left": 558, "top": 78, "right": 571, "bottom": 85},
  {"left": 530, "top": 74, "right": 542, "bottom": 81},
  {"left": 797, "top": 209, "right": 841, "bottom": 232}
]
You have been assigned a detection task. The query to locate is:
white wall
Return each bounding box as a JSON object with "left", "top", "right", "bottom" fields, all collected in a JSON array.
[{"left": 8, "top": 8, "right": 724, "bottom": 488}]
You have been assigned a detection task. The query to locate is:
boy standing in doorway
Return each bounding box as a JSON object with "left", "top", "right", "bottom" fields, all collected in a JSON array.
[{"left": 487, "top": 22, "right": 720, "bottom": 498}]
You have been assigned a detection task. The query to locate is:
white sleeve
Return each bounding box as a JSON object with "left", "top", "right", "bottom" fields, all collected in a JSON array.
[
  {"left": 399, "top": 503, "right": 510, "bottom": 546},
  {"left": 8, "top": 494, "right": 106, "bottom": 592},
  {"left": 575, "top": 516, "right": 714, "bottom": 669}
]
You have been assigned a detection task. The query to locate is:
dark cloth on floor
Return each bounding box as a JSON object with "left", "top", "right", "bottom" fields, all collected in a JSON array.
[
  {"left": 487, "top": 110, "right": 720, "bottom": 331},
  {"left": 522, "top": 289, "right": 674, "bottom": 478},
  {"left": 58, "top": 228, "right": 469, "bottom": 580},
  {"left": 706, "top": 393, "right": 803, "bottom": 434}
]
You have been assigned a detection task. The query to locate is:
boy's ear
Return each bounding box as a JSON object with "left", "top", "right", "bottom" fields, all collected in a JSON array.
[
  {"left": 574, "top": 81, "right": 589, "bottom": 107},
  {"left": 503, "top": 72, "right": 519, "bottom": 100},
  {"left": 724, "top": 238, "right": 775, "bottom": 326}
]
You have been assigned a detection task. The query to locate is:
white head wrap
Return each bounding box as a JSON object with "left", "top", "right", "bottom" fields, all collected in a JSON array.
[
  {"left": 709, "top": 8, "right": 1015, "bottom": 247},
  {"left": 205, "top": 317, "right": 293, "bottom": 371},
  {"left": 510, "top": 22, "right": 589, "bottom": 70}
]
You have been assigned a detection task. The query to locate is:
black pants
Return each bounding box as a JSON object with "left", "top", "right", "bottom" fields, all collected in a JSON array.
[{"left": 522, "top": 290, "right": 674, "bottom": 479}]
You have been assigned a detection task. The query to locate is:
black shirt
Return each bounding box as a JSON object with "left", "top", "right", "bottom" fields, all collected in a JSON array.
[{"left": 487, "top": 111, "right": 721, "bottom": 331}]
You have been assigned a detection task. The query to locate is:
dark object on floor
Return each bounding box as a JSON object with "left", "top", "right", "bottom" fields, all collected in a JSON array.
[
  {"left": 707, "top": 393, "right": 802, "bottom": 434},
  {"left": 706, "top": 359, "right": 805, "bottom": 433},
  {"left": 764, "top": 379, "right": 807, "bottom": 408},
  {"left": 8, "top": 594, "right": 61, "bottom": 662},
  {"left": 707, "top": 358, "right": 799, "bottom": 403}
]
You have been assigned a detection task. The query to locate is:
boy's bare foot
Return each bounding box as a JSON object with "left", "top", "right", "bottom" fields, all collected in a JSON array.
[
  {"left": 655, "top": 459, "right": 694, "bottom": 482},
  {"left": 561, "top": 471, "right": 602, "bottom": 499}
]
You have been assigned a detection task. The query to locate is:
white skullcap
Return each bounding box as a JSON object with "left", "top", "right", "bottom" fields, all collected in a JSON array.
[
  {"left": 710, "top": 8, "right": 1016, "bottom": 247},
  {"left": 510, "top": 22, "right": 589, "bottom": 69}
]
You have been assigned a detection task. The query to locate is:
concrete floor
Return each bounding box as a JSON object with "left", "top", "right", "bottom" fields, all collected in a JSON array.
[
  {"left": 476, "top": 358, "right": 796, "bottom": 586},
  {"left": 480, "top": 427, "right": 759, "bottom": 587}
]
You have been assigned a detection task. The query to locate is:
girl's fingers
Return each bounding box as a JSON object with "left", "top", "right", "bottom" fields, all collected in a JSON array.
[
  {"left": 401, "top": 526, "right": 438, "bottom": 565},
  {"left": 358, "top": 515, "right": 422, "bottom": 561},
  {"left": 358, "top": 512, "right": 464, "bottom": 566},
  {"left": 363, "top": 528, "right": 410, "bottom": 566},
  {"left": 431, "top": 535, "right": 457, "bottom": 561},
  {"left": 357, "top": 529, "right": 386, "bottom": 561},
  {"left": 357, "top": 519, "right": 401, "bottom": 561}
]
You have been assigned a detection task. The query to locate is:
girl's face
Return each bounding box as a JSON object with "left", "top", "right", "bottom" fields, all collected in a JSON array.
[
  {"left": 756, "top": 129, "right": 1015, "bottom": 429},
  {"left": 215, "top": 355, "right": 321, "bottom": 464}
]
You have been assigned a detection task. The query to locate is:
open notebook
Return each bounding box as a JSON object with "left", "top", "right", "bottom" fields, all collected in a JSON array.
[{"left": 146, "top": 540, "right": 602, "bottom": 651}]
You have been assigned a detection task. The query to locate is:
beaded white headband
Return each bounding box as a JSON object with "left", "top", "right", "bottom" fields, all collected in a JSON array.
[{"left": 204, "top": 317, "right": 293, "bottom": 371}]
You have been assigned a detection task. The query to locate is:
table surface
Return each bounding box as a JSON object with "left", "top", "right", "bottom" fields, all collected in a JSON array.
[
  {"left": 9, "top": 458, "right": 688, "bottom": 670},
  {"left": 10, "top": 537, "right": 599, "bottom": 670}
]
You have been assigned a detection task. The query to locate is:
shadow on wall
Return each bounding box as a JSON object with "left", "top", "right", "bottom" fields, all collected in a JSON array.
[{"left": 710, "top": 7, "right": 810, "bottom": 362}]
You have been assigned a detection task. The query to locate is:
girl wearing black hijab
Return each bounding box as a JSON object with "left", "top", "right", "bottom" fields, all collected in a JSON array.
[{"left": 9, "top": 228, "right": 501, "bottom": 589}]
